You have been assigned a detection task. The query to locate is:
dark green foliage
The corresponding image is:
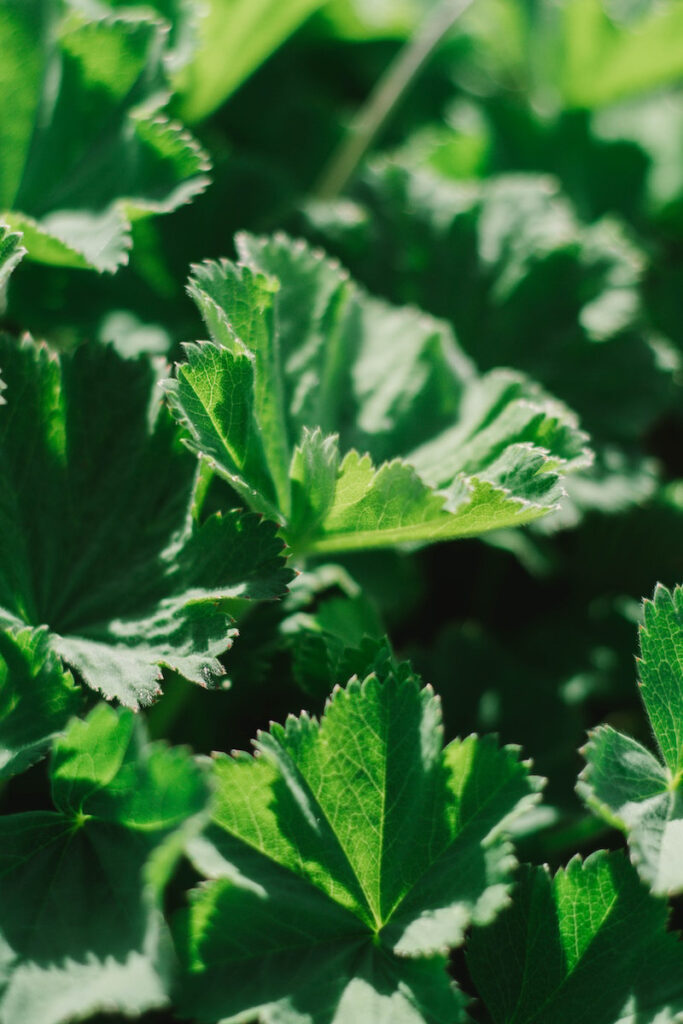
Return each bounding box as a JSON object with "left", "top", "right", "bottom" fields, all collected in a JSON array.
[{"left": 0, "top": 1, "right": 682, "bottom": 1022}]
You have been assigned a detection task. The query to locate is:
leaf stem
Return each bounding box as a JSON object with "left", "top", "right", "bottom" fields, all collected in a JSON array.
[{"left": 314, "top": 0, "right": 475, "bottom": 200}]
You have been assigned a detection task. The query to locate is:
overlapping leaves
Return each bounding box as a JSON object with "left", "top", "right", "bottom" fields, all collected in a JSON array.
[
  {"left": 578, "top": 583, "right": 683, "bottom": 894},
  {"left": 164, "top": 232, "right": 591, "bottom": 556},
  {"left": 0, "top": 702, "right": 208, "bottom": 1024},
  {"left": 0, "top": 0, "right": 210, "bottom": 272},
  {"left": 0, "top": 334, "right": 292, "bottom": 709},
  {"left": 176, "top": 663, "right": 542, "bottom": 1023},
  {"left": 306, "top": 166, "right": 672, "bottom": 449}
]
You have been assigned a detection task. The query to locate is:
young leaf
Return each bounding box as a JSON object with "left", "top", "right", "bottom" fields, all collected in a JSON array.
[
  {"left": 175, "top": 665, "right": 542, "bottom": 1024},
  {"left": 467, "top": 851, "right": 683, "bottom": 1024},
  {"left": 0, "top": 334, "right": 293, "bottom": 708},
  {"left": 0, "top": 702, "right": 208, "bottom": 1024},
  {"left": 578, "top": 583, "right": 683, "bottom": 894},
  {"left": 165, "top": 232, "right": 591, "bottom": 556},
  {"left": 0, "top": 0, "right": 210, "bottom": 272},
  {"left": 0, "top": 626, "right": 82, "bottom": 779}
]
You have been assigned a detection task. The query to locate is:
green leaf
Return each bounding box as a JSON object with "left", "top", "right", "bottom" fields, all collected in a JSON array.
[
  {"left": 578, "top": 583, "right": 683, "bottom": 894},
  {"left": 0, "top": 0, "right": 210, "bottom": 272},
  {"left": 0, "top": 334, "right": 293, "bottom": 708},
  {"left": 175, "top": 0, "right": 328, "bottom": 122},
  {"left": 67, "top": 0, "right": 203, "bottom": 72},
  {"left": 0, "top": 626, "right": 82, "bottom": 779},
  {"left": 165, "top": 232, "right": 591, "bottom": 557},
  {"left": 467, "top": 851, "right": 683, "bottom": 1024},
  {"left": 304, "top": 167, "right": 672, "bottom": 452},
  {"left": 559, "top": 0, "right": 683, "bottom": 108},
  {"left": 280, "top": 564, "right": 386, "bottom": 698},
  {"left": 175, "top": 665, "right": 542, "bottom": 1023},
  {"left": 0, "top": 223, "right": 25, "bottom": 294},
  {"left": 637, "top": 582, "right": 683, "bottom": 775},
  {"left": 0, "top": 702, "right": 208, "bottom": 1024}
]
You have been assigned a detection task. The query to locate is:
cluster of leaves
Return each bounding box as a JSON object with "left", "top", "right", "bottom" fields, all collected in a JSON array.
[{"left": 1, "top": 0, "right": 683, "bottom": 1022}]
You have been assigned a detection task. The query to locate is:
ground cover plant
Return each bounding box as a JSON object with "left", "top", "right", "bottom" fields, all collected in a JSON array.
[{"left": 1, "top": 0, "right": 682, "bottom": 1021}]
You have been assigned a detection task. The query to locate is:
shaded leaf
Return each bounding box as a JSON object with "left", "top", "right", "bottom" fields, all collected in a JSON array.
[
  {"left": 175, "top": 0, "right": 329, "bottom": 122},
  {"left": 467, "top": 851, "right": 683, "bottom": 1024},
  {"left": 0, "top": 0, "right": 210, "bottom": 271},
  {"left": 0, "top": 334, "right": 293, "bottom": 707},
  {"left": 0, "top": 703, "right": 208, "bottom": 1024},
  {"left": 0, "top": 626, "right": 82, "bottom": 779}
]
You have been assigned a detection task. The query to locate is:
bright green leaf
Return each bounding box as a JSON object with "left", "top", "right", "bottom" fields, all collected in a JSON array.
[
  {"left": 560, "top": 0, "right": 683, "bottom": 108},
  {"left": 467, "top": 851, "right": 683, "bottom": 1024},
  {"left": 175, "top": 0, "right": 328, "bottom": 122},
  {"left": 165, "top": 232, "right": 591, "bottom": 557},
  {"left": 175, "top": 665, "right": 542, "bottom": 1023},
  {"left": 0, "top": 0, "right": 210, "bottom": 272},
  {"left": 0, "top": 334, "right": 293, "bottom": 708},
  {"left": 578, "top": 583, "right": 683, "bottom": 894},
  {"left": 0, "top": 703, "right": 208, "bottom": 1024}
]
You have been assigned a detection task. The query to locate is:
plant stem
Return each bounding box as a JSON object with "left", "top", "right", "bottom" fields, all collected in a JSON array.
[{"left": 314, "top": 0, "right": 475, "bottom": 200}]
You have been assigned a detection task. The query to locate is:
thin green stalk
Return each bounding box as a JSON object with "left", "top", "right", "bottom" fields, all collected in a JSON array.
[{"left": 315, "top": 0, "right": 475, "bottom": 200}]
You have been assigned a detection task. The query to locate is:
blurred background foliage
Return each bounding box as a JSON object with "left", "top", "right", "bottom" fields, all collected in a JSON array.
[{"left": 3, "top": 0, "right": 683, "bottom": 883}]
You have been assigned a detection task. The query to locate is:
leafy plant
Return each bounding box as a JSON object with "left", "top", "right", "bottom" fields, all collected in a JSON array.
[
  {"left": 165, "top": 232, "right": 591, "bottom": 555},
  {"left": 0, "top": 0, "right": 209, "bottom": 272},
  {"left": 0, "top": 2, "right": 682, "bottom": 1023}
]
